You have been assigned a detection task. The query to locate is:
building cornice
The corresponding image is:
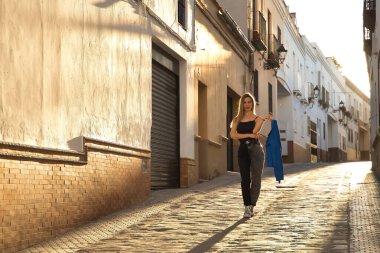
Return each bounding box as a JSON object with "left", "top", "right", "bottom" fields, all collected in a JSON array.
[
  {"left": 284, "top": 16, "right": 304, "bottom": 55},
  {"left": 196, "top": 0, "right": 250, "bottom": 65},
  {"left": 140, "top": 0, "right": 196, "bottom": 51},
  {"left": 273, "top": 0, "right": 288, "bottom": 19},
  {"left": 312, "top": 46, "right": 345, "bottom": 90},
  {"left": 344, "top": 76, "right": 370, "bottom": 103},
  {"left": 302, "top": 36, "right": 317, "bottom": 63}
]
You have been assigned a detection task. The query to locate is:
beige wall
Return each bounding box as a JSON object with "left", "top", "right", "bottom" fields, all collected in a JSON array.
[
  {"left": 218, "top": 0, "right": 248, "bottom": 37},
  {"left": 0, "top": 0, "right": 196, "bottom": 250},
  {"left": 0, "top": 0, "right": 196, "bottom": 154},
  {"left": 293, "top": 142, "right": 310, "bottom": 163},
  {"left": 0, "top": 0, "right": 154, "bottom": 150},
  {"left": 0, "top": 139, "right": 150, "bottom": 252},
  {"left": 347, "top": 147, "right": 357, "bottom": 161},
  {"left": 251, "top": 0, "right": 285, "bottom": 118},
  {"left": 195, "top": 1, "right": 248, "bottom": 180}
]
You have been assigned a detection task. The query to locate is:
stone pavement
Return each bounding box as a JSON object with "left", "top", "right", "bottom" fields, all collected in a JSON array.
[{"left": 19, "top": 161, "right": 380, "bottom": 253}]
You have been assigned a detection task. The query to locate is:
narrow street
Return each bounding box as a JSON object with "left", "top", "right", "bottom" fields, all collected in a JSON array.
[{"left": 21, "top": 162, "right": 380, "bottom": 253}]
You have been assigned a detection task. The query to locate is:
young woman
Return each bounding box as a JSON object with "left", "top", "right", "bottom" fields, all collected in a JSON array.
[{"left": 230, "top": 92, "right": 272, "bottom": 218}]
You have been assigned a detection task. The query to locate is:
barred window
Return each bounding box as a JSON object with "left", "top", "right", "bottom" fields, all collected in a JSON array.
[
  {"left": 178, "top": 0, "right": 186, "bottom": 29},
  {"left": 253, "top": 70, "right": 259, "bottom": 102},
  {"left": 268, "top": 82, "right": 273, "bottom": 113}
]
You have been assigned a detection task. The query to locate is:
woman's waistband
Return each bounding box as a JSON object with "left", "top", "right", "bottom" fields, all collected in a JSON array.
[{"left": 240, "top": 139, "right": 260, "bottom": 145}]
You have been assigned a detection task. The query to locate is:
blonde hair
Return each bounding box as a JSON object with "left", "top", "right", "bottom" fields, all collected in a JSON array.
[{"left": 231, "top": 92, "right": 256, "bottom": 127}]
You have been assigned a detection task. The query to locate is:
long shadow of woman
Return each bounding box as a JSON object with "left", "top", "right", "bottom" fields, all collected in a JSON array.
[
  {"left": 188, "top": 218, "right": 249, "bottom": 253},
  {"left": 94, "top": 0, "right": 121, "bottom": 8}
]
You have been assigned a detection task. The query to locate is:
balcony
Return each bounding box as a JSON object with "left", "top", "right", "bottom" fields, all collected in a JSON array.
[
  {"left": 363, "top": 0, "right": 376, "bottom": 31},
  {"left": 363, "top": 0, "right": 375, "bottom": 55},
  {"left": 251, "top": 11, "right": 267, "bottom": 52},
  {"left": 264, "top": 35, "right": 281, "bottom": 70},
  {"left": 265, "top": 51, "right": 280, "bottom": 70},
  {"left": 318, "top": 85, "right": 326, "bottom": 106},
  {"left": 293, "top": 89, "right": 302, "bottom": 98},
  {"left": 345, "top": 110, "right": 352, "bottom": 119},
  {"left": 364, "top": 27, "right": 372, "bottom": 55},
  {"left": 358, "top": 118, "right": 369, "bottom": 131}
]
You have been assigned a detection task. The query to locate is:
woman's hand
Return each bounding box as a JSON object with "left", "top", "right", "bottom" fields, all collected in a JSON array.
[
  {"left": 264, "top": 113, "right": 273, "bottom": 121},
  {"left": 251, "top": 132, "right": 259, "bottom": 139}
]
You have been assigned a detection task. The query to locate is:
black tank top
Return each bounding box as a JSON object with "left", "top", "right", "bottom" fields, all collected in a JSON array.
[{"left": 236, "top": 120, "right": 256, "bottom": 144}]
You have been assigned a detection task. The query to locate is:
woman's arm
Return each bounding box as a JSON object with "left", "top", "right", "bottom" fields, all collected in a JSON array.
[
  {"left": 252, "top": 114, "right": 273, "bottom": 135},
  {"left": 252, "top": 117, "right": 266, "bottom": 134},
  {"left": 230, "top": 119, "right": 256, "bottom": 140}
]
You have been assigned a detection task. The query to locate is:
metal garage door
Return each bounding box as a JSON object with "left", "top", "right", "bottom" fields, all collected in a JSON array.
[{"left": 151, "top": 59, "right": 179, "bottom": 189}]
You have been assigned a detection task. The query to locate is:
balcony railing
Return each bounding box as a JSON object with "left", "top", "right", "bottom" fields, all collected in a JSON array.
[
  {"left": 318, "top": 86, "right": 326, "bottom": 105},
  {"left": 364, "top": 27, "right": 373, "bottom": 55},
  {"left": 252, "top": 11, "right": 267, "bottom": 52},
  {"left": 265, "top": 34, "right": 281, "bottom": 69},
  {"left": 363, "top": 0, "right": 376, "bottom": 31},
  {"left": 363, "top": 0, "right": 375, "bottom": 55}
]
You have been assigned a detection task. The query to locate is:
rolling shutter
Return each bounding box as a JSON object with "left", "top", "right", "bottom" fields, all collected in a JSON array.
[{"left": 151, "top": 60, "right": 179, "bottom": 189}]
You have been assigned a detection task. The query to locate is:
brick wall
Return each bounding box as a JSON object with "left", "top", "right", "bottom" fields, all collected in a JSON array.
[
  {"left": 0, "top": 137, "right": 151, "bottom": 252},
  {"left": 180, "top": 158, "right": 197, "bottom": 188},
  {"left": 328, "top": 147, "right": 347, "bottom": 162}
]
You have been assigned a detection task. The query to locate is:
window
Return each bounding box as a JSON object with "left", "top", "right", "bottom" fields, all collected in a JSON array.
[
  {"left": 309, "top": 82, "right": 315, "bottom": 98},
  {"left": 323, "top": 122, "right": 326, "bottom": 140},
  {"left": 301, "top": 116, "right": 305, "bottom": 137},
  {"left": 343, "top": 136, "right": 346, "bottom": 150},
  {"left": 178, "top": 0, "right": 186, "bottom": 29},
  {"left": 277, "top": 27, "right": 282, "bottom": 44},
  {"left": 348, "top": 129, "right": 351, "bottom": 142},
  {"left": 253, "top": 70, "right": 259, "bottom": 102},
  {"left": 268, "top": 82, "right": 273, "bottom": 113},
  {"left": 253, "top": 0, "right": 256, "bottom": 30},
  {"left": 267, "top": 10, "right": 272, "bottom": 51}
]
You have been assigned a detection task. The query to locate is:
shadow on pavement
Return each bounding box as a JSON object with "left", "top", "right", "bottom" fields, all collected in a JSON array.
[
  {"left": 188, "top": 218, "right": 248, "bottom": 253},
  {"left": 145, "top": 163, "right": 336, "bottom": 213},
  {"left": 321, "top": 162, "right": 379, "bottom": 252}
]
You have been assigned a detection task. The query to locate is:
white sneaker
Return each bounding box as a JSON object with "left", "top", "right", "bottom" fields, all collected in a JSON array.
[
  {"left": 243, "top": 206, "right": 252, "bottom": 218},
  {"left": 250, "top": 206, "right": 254, "bottom": 216}
]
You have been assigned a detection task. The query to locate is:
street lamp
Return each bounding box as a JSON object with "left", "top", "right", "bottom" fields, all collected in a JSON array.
[
  {"left": 264, "top": 44, "right": 288, "bottom": 70},
  {"left": 338, "top": 101, "right": 346, "bottom": 123},
  {"left": 277, "top": 44, "right": 288, "bottom": 64},
  {"left": 333, "top": 100, "right": 345, "bottom": 112},
  {"left": 308, "top": 85, "right": 320, "bottom": 108},
  {"left": 343, "top": 112, "right": 349, "bottom": 127}
]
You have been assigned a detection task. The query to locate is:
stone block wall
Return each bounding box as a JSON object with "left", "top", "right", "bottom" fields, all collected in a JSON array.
[{"left": 0, "top": 137, "right": 150, "bottom": 252}]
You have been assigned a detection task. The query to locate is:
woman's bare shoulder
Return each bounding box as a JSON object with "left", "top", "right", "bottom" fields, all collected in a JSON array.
[{"left": 255, "top": 115, "right": 265, "bottom": 121}]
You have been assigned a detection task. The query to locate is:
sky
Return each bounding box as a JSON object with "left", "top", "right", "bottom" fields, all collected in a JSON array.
[{"left": 284, "top": 0, "right": 370, "bottom": 97}]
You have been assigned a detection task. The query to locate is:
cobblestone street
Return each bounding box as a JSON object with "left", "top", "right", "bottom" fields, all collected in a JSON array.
[{"left": 20, "top": 162, "right": 380, "bottom": 253}]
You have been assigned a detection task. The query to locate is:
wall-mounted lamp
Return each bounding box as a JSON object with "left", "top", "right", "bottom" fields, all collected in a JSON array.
[
  {"left": 307, "top": 85, "right": 320, "bottom": 108},
  {"left": 277, "top": 44, "right": 288, "bottom": 64},
  {"left": 264, "top": 44, "right": 288, "bottom": 70},
  {"left": 333, "top": 100, "right": 345, "bottom": 113},
  {"left": 343, "top": 112, "right": 349, "bottom": 127},
  {"left": 335, "top": 101, "right": 346, "bottom": 124}
]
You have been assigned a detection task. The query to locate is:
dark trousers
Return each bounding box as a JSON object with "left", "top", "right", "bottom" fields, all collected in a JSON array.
[{"left": 238, "top": 142, "right": 265, "bottom": 206}]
